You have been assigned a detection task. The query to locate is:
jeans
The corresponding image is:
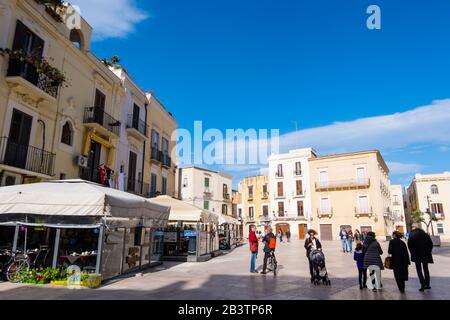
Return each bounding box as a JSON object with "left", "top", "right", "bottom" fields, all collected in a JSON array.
[
  {"left": 348, "top": 240, "right": 353, "bottom": 253},
  {"left": 250, "top": 252, "right": 257, "bottom": 272},
  {"left": 341, "top": 239, "right": 348, "bottom": 252},
  {"left": 415, "top": 262, "right": 430, "bottom": 288},
  {"left": 358, "top": 268, "right": 367, "bottom": 288}
]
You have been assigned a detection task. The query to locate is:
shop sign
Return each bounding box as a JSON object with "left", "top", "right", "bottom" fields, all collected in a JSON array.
[
  {"left": 154, "top": 231, "right": 164, "bottom": 236},
  {"left": 184, "top": 231, "right": 197, "bottom": 237},
  {"left": 164, "top": 232, "right": 177, "bottom": 243}
]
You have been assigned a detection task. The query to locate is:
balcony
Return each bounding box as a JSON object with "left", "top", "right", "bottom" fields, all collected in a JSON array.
[
  {"left": 6, "top": 56, "right": 60, "bottom": 102},
  {"left": 261, "top": 192, "right": 269, "bottom": 199},
  {"left": 259, "top": 215, "right": 271, "bottom": 222},
  {"left": 83, "top": 107, "right": 121, "bottom": 137},
  {"left": 317, "top": 208, "right": 333, "bottom": 218},
  {"left": 126, "top": 115, "right": 148, "bottom": 140},
  {"left": 275, "top": 172, "right": 284, "bottom": 178},
  {"left": 392, "top": 201, "right": 401, "bottom": 206},
  {"left": 293, "top": 191, "right": 305, "bottom": 198},
  {"left": 274, "top": 193, "right": 286, "bottom": 199},
  {"left": 246, "top": 216, "right": 255, "bottom": 223},
  {"left": 204, "top": 189, "right": 213, "bottom": 199},
  {"left": 248, "top": 194, "right": 254, "bottom": 201},
  {"left": 161, "top": 153, "right": 171, "bottom": 168},
  {"left": 294, "top": 170, "right": 302, "bottom": 176},
  {"left": 150, "top": 147, "right": 161, "bottom": 163},
  {"left": 315, "top": 178, "right": 370, "bottom": 191},
  {"left": 0, "top": 137, "right": 55, "bottom": 177},
  {"left": 355, "top": 206, "right": 374, "bottom": 218},
  {"left": 223, "top": 193, "right": 231, "bottom": 202},
  {"left": 127, "top": 178, "right": 150, "bottom": 197}
]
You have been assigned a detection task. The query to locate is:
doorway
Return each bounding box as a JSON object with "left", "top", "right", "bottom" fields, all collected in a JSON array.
[
  {"left": 298, "top": 224, "right": 307, "bottom": 240},
  {"left": 275, "top": 224, "right": 290, "bottom": 238},
  {"left": 87, "top": 141, "right": 101, "bottom": 183},
  {"left": 5, "top": 109, "right": 33, "bottom": 169},
  {"left": 127, "top": 151, "right": 137, "bottom": 192},
  {"left": 320, "top": 224, "right": 333, "bottom": 241}
]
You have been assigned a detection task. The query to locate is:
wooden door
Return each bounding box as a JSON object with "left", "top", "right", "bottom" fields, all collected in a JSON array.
[
  {"left": 320, "top": 224, "right": 333, "bottom": 241},
  {"left": 298, "top": 224, "right": 307, "bottom": 240},
  {"left": 5, "top": 109, "right": 33, "bottom": 169},
  {"left": 276, "top": 224, "right": 290, "bottom": 237}
]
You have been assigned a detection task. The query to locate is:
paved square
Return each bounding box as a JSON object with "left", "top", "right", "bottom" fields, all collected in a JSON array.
[{"left": 1, "top": 240, "right": 449, "bottom": 300}]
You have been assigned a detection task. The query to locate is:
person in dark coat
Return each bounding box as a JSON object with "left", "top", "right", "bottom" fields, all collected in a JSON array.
[
  {"left": 304, "top": 229, "right": 322, "bottom": 280},
  {"left": 363, "top": 231, "right": 384, "bottom": 291},
  {"left": 407, "top": 223, "right": 434, "bottom": 291},
  {"left": 388, "top": 231, "right": 410, "bottom": 293}
]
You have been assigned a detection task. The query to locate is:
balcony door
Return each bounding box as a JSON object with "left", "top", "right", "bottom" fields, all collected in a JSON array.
[
  {"left": 94, "top": 89, "right": 106, "bottom": 125},
  {"left": 5, "top": 109, "right": 33, "bottom": 170},
  {"left": 87, "top": 141, "right": 101, "bottom": 183},
  {"left": 128, "top": 151, "right": 137, "bottom": 192},
  {"left": 132, "top": 104, "right": 140, "bottom": 130}
]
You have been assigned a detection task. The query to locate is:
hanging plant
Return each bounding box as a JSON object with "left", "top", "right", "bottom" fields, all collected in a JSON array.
[{"left": 34, "top": 0, "right": 66, "bottom": 22}]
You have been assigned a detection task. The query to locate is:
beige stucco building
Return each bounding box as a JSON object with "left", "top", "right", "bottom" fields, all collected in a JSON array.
[
  {"left": 238, "top": 175, "right": 270, "bottom": 238},
  {"left": 309, "top": 150, "right": 394, "bottom": 240},
  {"left": 406, "top": 172, "right": 450, "bottom": 240}
]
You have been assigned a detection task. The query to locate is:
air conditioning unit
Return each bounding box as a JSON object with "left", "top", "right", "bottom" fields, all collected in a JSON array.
[{"left": 77, "top": 155, "right": 88, "bottom": 168}]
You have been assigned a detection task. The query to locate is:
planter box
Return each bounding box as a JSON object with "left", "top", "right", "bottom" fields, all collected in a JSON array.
[
  {"left": 82, "top": 274, "right": 102, "bottom": 289},
  {"left": 431, "top": 235, "right": 441, "bottom": 247}
]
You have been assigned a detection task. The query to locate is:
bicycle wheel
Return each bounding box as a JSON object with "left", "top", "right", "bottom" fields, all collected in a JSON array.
[
  {"left": 271, "top": 258, "right": 277, "bottom": 276},
  {"left": 6, "top": 260, "right": 30, "bottom": 283}
]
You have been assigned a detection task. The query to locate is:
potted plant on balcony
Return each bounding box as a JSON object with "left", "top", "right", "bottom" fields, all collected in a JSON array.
[{"left": 411, "top": 209, "right": 441, "bottom": 246}]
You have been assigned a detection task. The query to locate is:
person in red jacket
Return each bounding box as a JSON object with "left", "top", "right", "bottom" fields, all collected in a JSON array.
[{"left": 249, "top": 226, "right": 259, "bottom": 273}]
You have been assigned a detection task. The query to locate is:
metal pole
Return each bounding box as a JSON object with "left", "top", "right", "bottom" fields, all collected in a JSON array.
[
  {"left": 95, "top": 225, "right": 105, "bottom": 274},
  {"left": 52, "top": 228, "right": 61, "bottom": 268},
  {"left": 196, "top": 223, "right": 200, "bottom": 259},
  {"left": 12, "top": 224, "right": 19, "bottom": 253}
]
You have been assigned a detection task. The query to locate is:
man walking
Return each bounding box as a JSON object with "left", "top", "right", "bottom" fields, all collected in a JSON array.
[
  {"left": 286, "top": 230, "right": 291, "bottom": 243},
  {"left": 339, "top": 227, "right": 349, "bottom": 253},
  {"left": 408, "top": 223, "right": 434, "bottom": 291},
  {"left": 249, "top": 226, "right": 259, "bottom": 273}
]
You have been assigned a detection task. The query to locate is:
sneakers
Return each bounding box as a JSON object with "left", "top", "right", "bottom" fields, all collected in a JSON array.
[{"left": 260, "top": 271, "right": 267, "bottom": 275}]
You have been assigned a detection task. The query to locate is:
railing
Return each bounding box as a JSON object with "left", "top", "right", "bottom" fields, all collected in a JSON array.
[
  {"left": 317, "top": 208, "right": 333, "bottom": 217},
  {"left": 275, "top": 172, "right": 284, "bottom": 178},
  {"left": 294, "top": 170, "right": 302, "bottom": 176},
  {"left": 7, "top": 57, "right": 60, "bottom": 98},
  {"left": 126, "top": 114, "right": 148, "bottom": 137},
  {"left": 246, "top": 216, "right": 255, "bottom": 223},
  {"left": 223, "top": 193, "right": 230, "bottom": 200},
  {"left": 354, "top": 206, "right": 373, "bottom": 217},
  {"left": 259, "top": 215, "right": 271, "bottom": 221},
  {"left": 0, "top": 137, "right": 55, "bottom": 176},
  {"left": 161, "top": 152, "right": 171, "bottom": 168},
  {"left": 84, "top": 107, "right": 121, "bottom": 136},
  {"left": 127, "top": 178, "right": 150, "bottom": 197},
  {"left": 315, "top": 178, "right": 370, "bottom": 190},
  {"left": 277, "top": 211, "right": 285, "bottom": 217},
  {"left": 150, "top": 147, "right": 161, "bottom": 162},
  {"left": 248, "top": 194, "right": 254, "bottom": 201},
  {"left": 261, "top": 192, "right": 269, "bottom": 199},
  {"left": 392, "top": 201, "right": 401, "bottom": 206}
]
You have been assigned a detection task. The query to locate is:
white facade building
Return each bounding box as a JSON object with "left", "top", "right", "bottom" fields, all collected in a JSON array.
[
  {"left": 113, "top": 68, "right": 148, "bottom": 196},
  {"left": 390, "top": 184, "right": 407, "bottom": 234},
  {"left": 268, "top": 148, "right": 317, "bottom": 240}
]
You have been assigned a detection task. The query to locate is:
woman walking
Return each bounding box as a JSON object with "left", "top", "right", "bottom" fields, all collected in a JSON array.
[
  {"left": 363, "top": 231, "right": 384, "bottom": 291},
  {"left": 347, "top": 230, "right": 354, "bottom": 253},
  {"left": 388, "top": 231, "right": 410, "bottom": 293},
  {"left": 354, "top": 243, "right": 367, "bottom": 289},
  {"left": 304, "top": 229, "right": 322, "bottom": 282},
  {"left": 354, "top": 229, "right": 362, "bottom": 245}
]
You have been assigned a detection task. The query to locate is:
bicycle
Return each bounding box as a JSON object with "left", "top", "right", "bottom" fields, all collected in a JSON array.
[
  {"left": 266, "top": 251, "right": 277, "bottom": 276},
  {"left": 4, "top": 247, "right": 50, "bottom": 283}
]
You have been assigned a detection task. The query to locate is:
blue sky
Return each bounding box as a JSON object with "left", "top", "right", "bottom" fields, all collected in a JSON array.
[{"left": 72, "top": 0, "right": 450, "bottom": 187}]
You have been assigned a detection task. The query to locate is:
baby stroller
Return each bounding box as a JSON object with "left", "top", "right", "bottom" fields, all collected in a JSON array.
[{"left": 309, "top": 249, "right": 331, "bottom": 286}]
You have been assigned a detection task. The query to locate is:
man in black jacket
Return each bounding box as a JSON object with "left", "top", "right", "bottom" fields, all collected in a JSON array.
[{"left": 407, "top": 223, "right": 434, "bottom": 291}]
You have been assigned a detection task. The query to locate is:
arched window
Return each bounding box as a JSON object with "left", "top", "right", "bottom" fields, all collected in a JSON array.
[
  {"left": 61, "top": 121, "right": 73, "bottom": 146},
  {"left": 69, "top": 29, "right": 84, "bottom": 50},
  {"left": 431, "top": 184, "right": 439, "bottom": 195}
]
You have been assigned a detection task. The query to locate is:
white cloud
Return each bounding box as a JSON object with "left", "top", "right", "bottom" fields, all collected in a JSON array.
[
  {"left": 70, "top": 0, "right": 148, "bottom": 40},
  {"left": 386, "top": 162, "right": 425, "bottom": 175}
]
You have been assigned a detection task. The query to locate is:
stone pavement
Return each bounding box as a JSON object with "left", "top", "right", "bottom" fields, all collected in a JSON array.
[{"left": 1, "top": 240, "right": 450, "bottom": 300}]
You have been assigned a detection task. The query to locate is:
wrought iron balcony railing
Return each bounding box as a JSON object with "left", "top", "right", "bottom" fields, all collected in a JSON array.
[
  {"left": 126, "top": 114, "right": 148, "bottom": 137},
  {"left": 84, "top": 107, "right": 121, "bottom": 136},
  {"left": 0, "top": 137, "right": 55, "bottom": 176},
  {"left": 315, "top": 178, "right": 370, "bottom": 191}
]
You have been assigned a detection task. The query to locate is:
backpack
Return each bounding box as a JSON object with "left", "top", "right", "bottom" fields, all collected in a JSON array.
[{"left": 268, "top": 236, "right": 276, "bottom": 250}]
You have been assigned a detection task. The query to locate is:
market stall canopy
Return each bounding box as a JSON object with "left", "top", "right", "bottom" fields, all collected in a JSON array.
[
  {"left": 219, "top": 214, "right": 239, "bottom": 225},
  {"left": 149, "top": 196, "right": 218, "bottom": 224},
  {"left": 0, "top": 180, "right": 170, "bottom": 223}
]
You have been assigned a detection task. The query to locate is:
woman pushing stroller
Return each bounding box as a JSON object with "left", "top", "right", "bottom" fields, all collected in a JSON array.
[{"left": 304, "top": 230, "right": 321, "bottom": 278}]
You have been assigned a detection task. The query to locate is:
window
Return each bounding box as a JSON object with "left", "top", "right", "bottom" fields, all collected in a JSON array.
[
  {"left": 204, "top": 177, "right": 210, "bottom": 192},
  {"left": 296, "top": 180, "right": 303, "bottom": 195},
  {"left": 277, "top": 181, "right": 284, "bottom": 197},
  {"left": 262, "top": 205, "right": 269, "bottom": 217},
  {"left": 204, "top": 200, "right": 209, "bottom": 210},
  {"left": 151, "top": 129, "right": 160, "bottom": 149},
  {"left": 437, "top": 223, "right": 444, "bottom": 235},
  {"left": 223, "top": 184, "right": 228, "bottom": 197},
  {"left": 249, "top": 207, "right": 254, "bottom": 218},
  {"left": 69, "top": 29, "right": 84, "bottom": 50},
  {"left": 161, "top": 177, "right": 167, "bottom": 195},
  {"left": 431, "top": 203, "right": 444, "bottom": 215},
  {"left": 248, "top": 186, "right": 253, "bottom": 198},
  {"left": 357, "top": 167, "right": 366, "bottom": 183},
  {"left": 320, "top": 198, "right": 330, "bottom": 214},
  {"left": 431, "top": 185, "right": 439, "bottom": 195},
  {"left": 262, "top": 184, "right": 268, "bottom": 194},
  {"left": 183, "top": 177, "right": 188, "bottom": 188},
  {"left": 61, "top": 121, "right": 73, "bottom": 146},
  {"left": 162, "top": 137, "right": 169, "bottom": 155},
  {"left": 297, "top": 201, "right": 304, "bottom": 216},
  {"left": 150, "top": 173, "right": 157, "bottom": 197},
  {"left": 277, "top": 164, "right": 283, "bottom": 177},
  {"left": 295, "top": 162, "right": 302, "bottom": 175},
  {"left": 393, "top": 195, "right": 399, "bottom": 205},
  {"left": 358, "top": 196, "right": 369, "bottom": 213},
  {"left": 238, "top": 208, "right": 242, "bottom": 218},
  {"left": 222, "top": 204, "right": 228, "bottom": 215},
  {"left": 278, "top": 202, "right": 285, "bottom": 216},
  {"left": 319, "top": 170, "right": 328, "bottom": 187}
]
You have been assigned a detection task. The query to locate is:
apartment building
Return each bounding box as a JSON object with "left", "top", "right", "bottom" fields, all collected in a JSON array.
[
  {"left": 146, "top": 93, "right": 178, "bottom": 198},
  {"left": 390, "top": 184, "right": 407, "bottom": 234},
  {"left": 268, "top": 148, "right": 317, "bottom": 240},
  {"left": 309, "top": 150, "right": 393, "bottom": 241},
  {"left": 406, "top": 172, "right": 450, "bottom": 240},
  {"left": 0, "top": 0, "right": 123, "bottom": 186},
  {"left": 238, "top": 175, "right": 270, "bottom": 238},
  {"left": 112, "top": 68, "right": 148, "bottom": 196},
  {"left": 178, "top": 166, "right": 237, "bottom": 226}
]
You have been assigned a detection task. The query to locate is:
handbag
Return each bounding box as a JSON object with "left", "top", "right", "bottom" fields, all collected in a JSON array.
[
  {"left": 250, "top": 242, "right": 258, "bottom": 253},
  {"left": 384, "top": 256, "right": 392, "bottom": 270}
]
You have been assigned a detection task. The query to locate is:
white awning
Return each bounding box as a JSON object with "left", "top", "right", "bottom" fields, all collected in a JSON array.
[
  {"left": 219, "top": 214, "right": 239, "bottom": 225},
  {"left": 148, "top": 196, "right": 218, "bottom": 224},
  {"left": 0, "top": 180, "right": 170, "bottom": 224}
]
